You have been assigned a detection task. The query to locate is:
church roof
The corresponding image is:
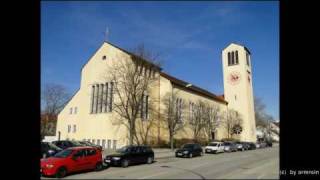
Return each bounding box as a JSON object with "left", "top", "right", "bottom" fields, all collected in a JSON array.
[
  {"left": 160, "top": 72, "right": 228, "bottom": 104},
  {"left": 223, "top": 42, "right": 251, "bottom": 55}
]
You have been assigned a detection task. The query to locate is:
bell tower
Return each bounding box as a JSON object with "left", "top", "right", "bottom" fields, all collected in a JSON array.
[{"left": 222, "top": 43, "right": 256, "bottom": 142}]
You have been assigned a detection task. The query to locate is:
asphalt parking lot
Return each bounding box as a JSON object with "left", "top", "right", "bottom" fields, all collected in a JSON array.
[{"left": 41, "top": 145, "right": 279, "bottom": 179}]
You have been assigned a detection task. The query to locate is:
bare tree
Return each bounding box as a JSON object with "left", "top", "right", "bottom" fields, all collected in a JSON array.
[
  {"left": 189, "top": 100, "right": 206, "bottom": 141},
  {"left": 255, "top": 96, "right": 270, "bottom": 128},
  {"left": 223, "top": 109, "right": 243, "bottom": 139},
  {"left": 202, "top": 103, "right": 221, "bottom": 141},
  {"left": 162, "top": 91, "right": 187, "bottom": 150},
  {"left": 41, "top": 83, "right": 70, "bottom": 140},
  {"left": 104, "top": 44, "right": 161, "bottom": 145}
]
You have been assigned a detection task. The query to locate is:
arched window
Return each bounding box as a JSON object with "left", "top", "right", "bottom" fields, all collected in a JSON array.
[{"left": 227, "top": 52, "right": 231, "bottom": 65}]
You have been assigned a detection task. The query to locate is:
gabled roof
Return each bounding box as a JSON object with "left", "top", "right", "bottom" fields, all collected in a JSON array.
[
  {"left": 223, "top": 42, "right": 251, "bottom": 54},
  {"left": 160, "top": 72, "right": 228, "bottom": 104}
]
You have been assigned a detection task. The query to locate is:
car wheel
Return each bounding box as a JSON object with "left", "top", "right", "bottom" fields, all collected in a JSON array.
[
  {"left": 121, "top": 159, "right": 129, "bottom": 168},
  {"left": 147, "top": 157, "right": 153, "bottom": 164},
  {"left": 55, "top": 167, "right": 67, "bottom": 178},
  {"left": 95, "top": 162, "right": 103, "bottom": 171},
  {"left": 189, "top": 153, "right": 193, "bottom": 158}
]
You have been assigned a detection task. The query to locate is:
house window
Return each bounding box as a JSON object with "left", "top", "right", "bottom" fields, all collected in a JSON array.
[
  {"left": 246, "top": 53, "right": 250, "bottom": 66},
  {"left": 92, "top": 139, "right": 95, "bottom": 144},
  {"left": 74, "top": 107, "right": 77, "bottom": 114},
  {"left": 113, "top": 140, "right": 117, "bottom": 150},
  {"left": 67, "top": 125, "right": 71, "bottom": 133},
  {"left": 227, "top": 52, "right": 231, "bottom": 65},
  {"left": 107, "top": 139, "right": 111, "bottom": 149},
  {"left": 70, "top": 108, "right": 72, "bottom": 114},
  {"left": 98, "top": 84, "right": 103, "bottom": 113},
  {"left": 102, "top": 55, "right": 106, "bottom": 60},
  {"left": 73, "top": 125, "right": 76, "bottom": 133},
  {"left": 97, "top": 139, "right": 100, "bottom": 146}
]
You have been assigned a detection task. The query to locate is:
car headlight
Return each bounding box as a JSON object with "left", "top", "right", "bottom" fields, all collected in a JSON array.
[
  {"left": 183, "top": 150, "right": 189, "bottom": 154},
  {"left": 46, "top": 164, "right": 54, "bottom": 168},
  {"left": 112, "top": 157, "right": 121, "bottom": 160}
]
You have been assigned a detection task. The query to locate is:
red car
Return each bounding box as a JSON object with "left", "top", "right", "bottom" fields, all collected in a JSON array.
[{"left": 40, "top": 146, "right": 103, "bottom": 178}]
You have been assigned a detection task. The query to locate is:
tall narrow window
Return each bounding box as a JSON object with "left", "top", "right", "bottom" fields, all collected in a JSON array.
[
  {"left": 74, "top": 107, "right": 77, "bottom": 114},
  {"left": 97, "top": 139, "right": 100, "bottom": 146},
  {"left": 102, "top": 139, "right": 106, "bottom": 149},
  {"left": 227, "top": 52, "right": 231, "bottom": 65},
  {"left": 70, "top": 108, "right": 73, "bottom": 114},
  {"left": 95, "top": 84, "right": 99, "bottom": 113},
  {"left": 231, "top": 51, "right": 235, "bottom": 65},
  {"left": 98, "top": 84, "right": 103, "bottom": 113},
  {"left": 100, "top": 84, "right": 104, "bottom": 113},
  {"left": 91, "top": 85, "right": 96, "bottom": 113},
  {"left": 109, "top": 82, "right": 113, "bottom": 112},
  {"left": 107, "top": 139, "right": 111, "bottom": 149},
  {"left": 68, "top": 125, "right": 71, "bottom": 133},
  {"left": 113, "top": 140, "right": 117, "bottom": 150},
  {"left": 246, "top": 53, "right": 250, "bottom": 66},
  {"left": 73, "top": 125, "right": 76, "bottom": 133},
  {"left": 104, "top": 83, "right": 109, "bottom": 112},
  {"left": 235, "top": 51, "right": 239, "bottom": 64},
  {"left": 145, "top": 95, "right": 149, "bottom": 119}
]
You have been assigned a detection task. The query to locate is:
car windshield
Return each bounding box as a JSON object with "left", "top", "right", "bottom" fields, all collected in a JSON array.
[
  {"left": 71, "top": 141, "right": 82, "bottom": 146},
  {"left": 53, "top": 149, "right": 73, "bottom": 158},
  {"left": 116, "top": 146, "right": 130, "bottom": 153},
  {"left": 48, "top": 143, "right": 61, "bottom": 150},
  {"left": 208, "top": 143, "right": 217, "bottom": 146},
  {"left": 182, "top": 144, "right": 194, "bottom": 149}
]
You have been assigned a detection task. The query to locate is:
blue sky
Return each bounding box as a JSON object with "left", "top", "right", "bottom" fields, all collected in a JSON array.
[{"left": 41, "top": 1, "right": 279, "bottom": 120}]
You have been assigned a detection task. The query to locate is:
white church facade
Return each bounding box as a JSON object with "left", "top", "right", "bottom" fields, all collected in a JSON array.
[{"left": 55, "top": 41, "right": 257, "bottom": 149}]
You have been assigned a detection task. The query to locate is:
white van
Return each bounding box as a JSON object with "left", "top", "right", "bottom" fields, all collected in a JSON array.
[{"left": 205, "top": 142, "right": 225, "bottom": 154}]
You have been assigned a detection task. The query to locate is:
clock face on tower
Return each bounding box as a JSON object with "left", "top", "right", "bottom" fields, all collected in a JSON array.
[{"left": 228, "top": 71, "right": 241, "bottom": 85}]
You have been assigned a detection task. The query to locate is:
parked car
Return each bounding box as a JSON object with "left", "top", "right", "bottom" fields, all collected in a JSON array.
[
  {"left": 235, "top": 141, "right": 245, "bottom": 151},
  {"left": 248, "top": 142, "right": 256, "bottom": 150},
  {"left": 40, "top": 146, "right": 103, "bottom": 178},
  {"left": 241, "top": 142, "right": 250, "bottom": 150},
  {"left": 78, "top": 141, "right": 103, "bottom": 151},
  {"left": 52, "top": 140, "right": 82, "bottom": 150},
  {"left": 258, "top": 142, "right": 267, "bottom": 148},
  {"left": 175, "top": 143, "right": 203, "bottom": 158},
  {"left": 266, "top": 141, "right": 273, "bottom": 147},
  {"left": 223, "top": 142, "right": 237, "bottom": 152},
  {"left": 205, "top": 142, "right": 225, "bottom": 154},
  {"left": 41, "top": 142, "right": 62, "bottom": 158},
  {"left": 104, "top": 145, "right": 154, "bottom": 168}
]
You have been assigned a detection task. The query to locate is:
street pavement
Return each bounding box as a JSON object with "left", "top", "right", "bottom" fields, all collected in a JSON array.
[{"left": 41, "top": 145, "right": 279, "bottom": 179}]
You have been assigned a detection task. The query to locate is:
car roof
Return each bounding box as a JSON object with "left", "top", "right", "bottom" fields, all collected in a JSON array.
[{"left": 66, "top": 146, "right": 94, "bottom": 150}]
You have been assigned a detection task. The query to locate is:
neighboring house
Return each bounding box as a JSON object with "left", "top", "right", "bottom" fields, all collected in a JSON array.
[{"left": 55, "top": 41, "right": 257, "bottom": 149}]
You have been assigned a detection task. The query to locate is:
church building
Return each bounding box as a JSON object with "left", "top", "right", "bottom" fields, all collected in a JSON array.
[{"left": 55, "top": 41, "right": 257, "bottom": 149}]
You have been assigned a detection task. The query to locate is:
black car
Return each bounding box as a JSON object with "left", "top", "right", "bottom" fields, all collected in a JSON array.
[
  {"left": 175, "top": 143, "right": 203, "bottom": 158},
  {"left": 41, "top": 142, "right": 62, "bottom": 158},
  {"left": 248, "top": 142, "right": 256, "bottom": 150},
  {"left": 241, "top": 142, "right": 250, "bottom": 150},
  {"left": 78, "top": 141, "right": 103, "bottom": 151},
  {"left": 104, "top": 145, "right": 154, "bottom": 168},
  {"left": 52, "top": 140, "right": 82, "bottom": 150}
]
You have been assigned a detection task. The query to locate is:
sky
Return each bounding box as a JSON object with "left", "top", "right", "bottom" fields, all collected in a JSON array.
[{"left": 41, "top": 1, "right": 279, "bottom": 120}]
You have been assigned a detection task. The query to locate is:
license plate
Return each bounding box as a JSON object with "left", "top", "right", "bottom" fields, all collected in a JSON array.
[
  {"left": 177, "top": 153, "right": 182, "bottom": 156},
  {"left": 105, "top": 159, "right": 111, "bottom": 163}
]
